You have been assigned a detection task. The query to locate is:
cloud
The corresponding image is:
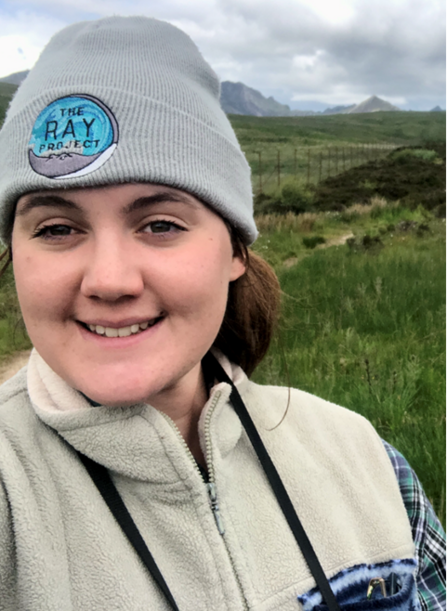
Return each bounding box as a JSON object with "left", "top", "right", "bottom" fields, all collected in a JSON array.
[
  {"left": 0, "top": 6, "right": 68, "bottom": 77},
  {"left": 0, "top": 0, "right": 444, "bottom": 109}
]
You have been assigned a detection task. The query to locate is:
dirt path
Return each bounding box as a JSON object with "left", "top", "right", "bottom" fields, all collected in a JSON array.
[
  {"left": 283, "top": 232, "right": 354, "bottom": 268},
  {"left": 317, "top": 232, "right": 354, "bottom": 249},
  {"left": 0, "top": 350, "right": 31, "bottom": 385}
]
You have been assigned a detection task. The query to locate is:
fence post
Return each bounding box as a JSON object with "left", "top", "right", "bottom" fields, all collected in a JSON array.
[
  {"left": 335, "top": 146, "right": 339, "bottom": 174},
  {"left": 258, "top": 151, "right": 263, "bottom": 193},
  {"left": 294, "top": 148, "right": 298, "bottom": 177},
  {"left": 277, "top": 149, "right": 281, "bottom": 188},
  {"left": 342, "top": 148, "right": 346, "bottom": 172},
  {"left": 328, "top": 147, "right": 331, "bottom": 177},
  {"left": 319, "top": 151, "right": 322, "bottom": 183}
]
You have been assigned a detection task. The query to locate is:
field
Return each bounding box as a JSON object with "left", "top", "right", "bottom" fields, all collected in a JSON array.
[
  {"left": 251, "top": 202, "right": 445, "bottom": 524},
  {"left": 229, "top": 110, "right": 446, "bottom": 148},
  {"left": 0, "top": 82, "right": 17, "bottom": 124},
  {"left": 0, "top": 84, "right": 445, "bottom": 523},
  {"left": 227, "top": 111, "right": 446, "bottom": 194}
]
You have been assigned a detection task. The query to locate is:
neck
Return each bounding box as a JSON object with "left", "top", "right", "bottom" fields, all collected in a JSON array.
[{"left": 150, "top": 363, "right": 208, "bottom": 466}]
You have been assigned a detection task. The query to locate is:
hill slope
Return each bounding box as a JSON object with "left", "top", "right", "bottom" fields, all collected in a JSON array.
[
  {"left": 0, "top": 70, "right": 29, "bottom": 86},
  {"left": 349, "top": 95, "right": 399, "bottom": 114},
  {"left": 0, "top": 82, "right": 17, "bottom": 124},
  {"left": 220, "top": 81, "right": 297, "bottom": 117},
  {"left": 229, "top": 111, "right": 446, "bottom": 149}
]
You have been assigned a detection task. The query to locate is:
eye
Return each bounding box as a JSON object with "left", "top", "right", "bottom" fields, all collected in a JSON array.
[
  {"left": 142, "top": 220, "right": 185, "bottom": 235},
  {"left": 33, "top": 223, "right": 76, "bottom": 239}
]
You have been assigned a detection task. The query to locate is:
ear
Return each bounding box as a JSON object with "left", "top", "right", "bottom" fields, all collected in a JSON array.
[{"left": 230, "top": 253, "right": 247, "bottom": 281}]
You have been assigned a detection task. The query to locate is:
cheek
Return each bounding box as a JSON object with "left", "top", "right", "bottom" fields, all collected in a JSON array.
[
  {"left": 156, "top": 241, "right": 233, "bottom": 318},
  {"left": 13, "top": 254, "right": 42, "bottom": 318},
  {"left": 13, "top": 252, "right": 76, "bottom": 326}
]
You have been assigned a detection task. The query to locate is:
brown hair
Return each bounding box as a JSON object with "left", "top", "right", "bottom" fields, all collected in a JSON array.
[
  {"left": 0, "top": 246, "right": 11, "bottom": 278},
  {"left": 213, "top": 228, "right": 281, "bottom": 377}
]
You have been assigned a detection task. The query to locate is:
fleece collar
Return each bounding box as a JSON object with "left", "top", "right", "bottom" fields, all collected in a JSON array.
[{"left": 27, "top": 349, "right": 249, "bottom": 484}]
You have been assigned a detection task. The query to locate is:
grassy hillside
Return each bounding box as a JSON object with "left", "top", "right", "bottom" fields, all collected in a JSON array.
[
  {"left": 229, "top": 111, "right": 446, "bottom": 151},
  {"left": 251, "top": 204, "right": 446, "bottom": 524},
  {"left": 0, "top": 82, "right": 17, "bottom": 124}
]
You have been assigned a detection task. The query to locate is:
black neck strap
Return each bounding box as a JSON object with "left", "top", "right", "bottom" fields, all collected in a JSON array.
[
  {"left": 78, "top": 353, "right": 340, "bottom": 611},
  {"left": 207, "top": 354, "right": 341, "bottom": 611},
  {"left": 78, "top": 452, "right": 180, "bottom": 611}
]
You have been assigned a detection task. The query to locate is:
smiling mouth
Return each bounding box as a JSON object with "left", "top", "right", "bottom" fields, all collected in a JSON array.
[{"left": 80, "top": 317, "right": 163, "bottom": 338}]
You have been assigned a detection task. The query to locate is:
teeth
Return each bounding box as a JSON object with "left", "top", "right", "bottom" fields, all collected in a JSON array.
[
  {"left": 118, "top": 327, "right": 132, "bottom": 337},
  {"left": 86, "top": 319, "right": 159, "bottom": 337}
]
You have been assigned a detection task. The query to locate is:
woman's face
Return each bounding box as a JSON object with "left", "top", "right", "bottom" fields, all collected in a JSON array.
[{"left": 12, "top": 183, "right": 245, "bottom": 408}]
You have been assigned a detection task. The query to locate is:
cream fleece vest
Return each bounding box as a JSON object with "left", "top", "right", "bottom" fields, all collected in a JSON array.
[{"left": 0, "top": 350, "right": 417, "bottom": 611}]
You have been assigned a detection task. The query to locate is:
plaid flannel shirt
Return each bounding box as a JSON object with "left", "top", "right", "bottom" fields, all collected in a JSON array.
[{"left": 382, "top": 440, "right": 446, "bottom": 611}]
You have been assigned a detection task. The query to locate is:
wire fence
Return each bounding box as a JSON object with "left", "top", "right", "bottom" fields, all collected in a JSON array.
[{"left": 245, "top": 143, "right": 399, "bottom": 195}]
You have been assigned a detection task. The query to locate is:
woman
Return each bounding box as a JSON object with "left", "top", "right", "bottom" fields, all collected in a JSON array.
[{"left": 0, "top": 16, "right": 444, "bottom": 611}]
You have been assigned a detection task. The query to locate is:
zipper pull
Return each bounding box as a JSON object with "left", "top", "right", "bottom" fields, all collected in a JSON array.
[{"left": 207, "top": 482, "right": 225, "bottom": 535}]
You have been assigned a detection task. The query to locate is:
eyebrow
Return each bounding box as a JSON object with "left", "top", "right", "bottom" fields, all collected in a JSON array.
[
  {"left": 123, "top": 192, "right": 198, "bottom": 214},
  {"left": 15, "top": 194, "right": 82, "bottom": 217},
  {"left": 15, "top": 191, "right": 198, "bottom": 217}
]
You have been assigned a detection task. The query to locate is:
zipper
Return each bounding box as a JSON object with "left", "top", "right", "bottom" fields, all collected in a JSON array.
[
  {"left": 159, "top": 410, "right": 204, "bottom": 480},
  {"left": 202, "top": 391, "right": 249, "bottom": 611},
  {"left": 202, "top": 390, "right": 227, "bottom": 535},
  {"left": 159, "top": 392, "right": 227, "bottom": 535},
  {"left": 160, "top": 390, "right": 249, "bottom": 610}
]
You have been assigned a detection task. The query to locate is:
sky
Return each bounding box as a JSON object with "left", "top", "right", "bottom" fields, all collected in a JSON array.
[{"left": 0, "top": 0, "right": 445, "bottom": 111}]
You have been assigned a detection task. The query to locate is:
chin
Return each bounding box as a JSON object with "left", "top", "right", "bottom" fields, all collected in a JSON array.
[
  {"left": 73, "top": 375, "right": 158, "bottom": 408},
  {"left": 92, "top": 387, "right": 153, "bottom": 408}
]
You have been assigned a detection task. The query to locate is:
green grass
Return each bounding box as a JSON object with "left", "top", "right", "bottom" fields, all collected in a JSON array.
[
  {"left": 0, "top": 267, "right": 31, "bottom": 363},
  {"left": 252, "top": 209, "right": 446, "bottom": 524},
  {"left": 228, "top": 112, "right": 446, "bottom": 193},
  {"left": 229, "top": 111, "right": 446, "bottom": 150},
  {"left": 0, "top": 82, "right": 17, "bottom": 125}
]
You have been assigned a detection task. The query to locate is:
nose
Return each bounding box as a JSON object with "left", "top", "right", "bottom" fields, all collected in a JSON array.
[{"left": 80, "top": 236, "right": 144, "bottom": 302}]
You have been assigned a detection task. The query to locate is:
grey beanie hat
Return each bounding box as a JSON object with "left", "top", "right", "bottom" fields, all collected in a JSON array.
[{"left": 0, "top": 16, "right": 257, "bottom": 245}]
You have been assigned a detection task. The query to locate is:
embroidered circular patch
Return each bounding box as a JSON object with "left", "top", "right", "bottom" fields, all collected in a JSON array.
[{"left": 28, "top": 94, "right": 119, "bottom": 179}]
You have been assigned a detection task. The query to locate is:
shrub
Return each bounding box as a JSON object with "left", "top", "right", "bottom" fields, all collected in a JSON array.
[
  {"left": 391, "top": 148, "right": 440, "bottom": 164},
  {"left": 303, "top": 236, "right": 326, "bottom": 249},
  {"left": 433, "top": 203, "right": 446, "bottom": 218},
  {"left": 255, "top": 180, "right": 314, "bottom": 215},
  {"left": 347, "top": 234, "right": 384, "bottom": 253}
]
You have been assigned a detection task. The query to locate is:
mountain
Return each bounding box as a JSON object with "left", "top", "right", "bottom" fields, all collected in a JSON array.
[
  {"left": 0, "top": 70, "right": 29, "bottom": 85},
  {"left": 220, "top": 81, "right": 322, "bottom": 116},
  {"left": 1, "top": 72, "right": 401, "bottom": 118},
  {"left": 220, "top": 81, "right": 296, "bottom": 117},
  {"left": 322, "top": 96, "right": 398, "bottom": 115},
  {"left": 430, "top": 105, "right": 444, "bottom": 112},
  {"left": 322, "top": 103, "right": 356, "bottom": 115},
  {"left": 221, "top": 83, "right": 400, "bottom": 117},
  {"left": 348, "top": 95, "right": 399, "bottom": 114}
]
